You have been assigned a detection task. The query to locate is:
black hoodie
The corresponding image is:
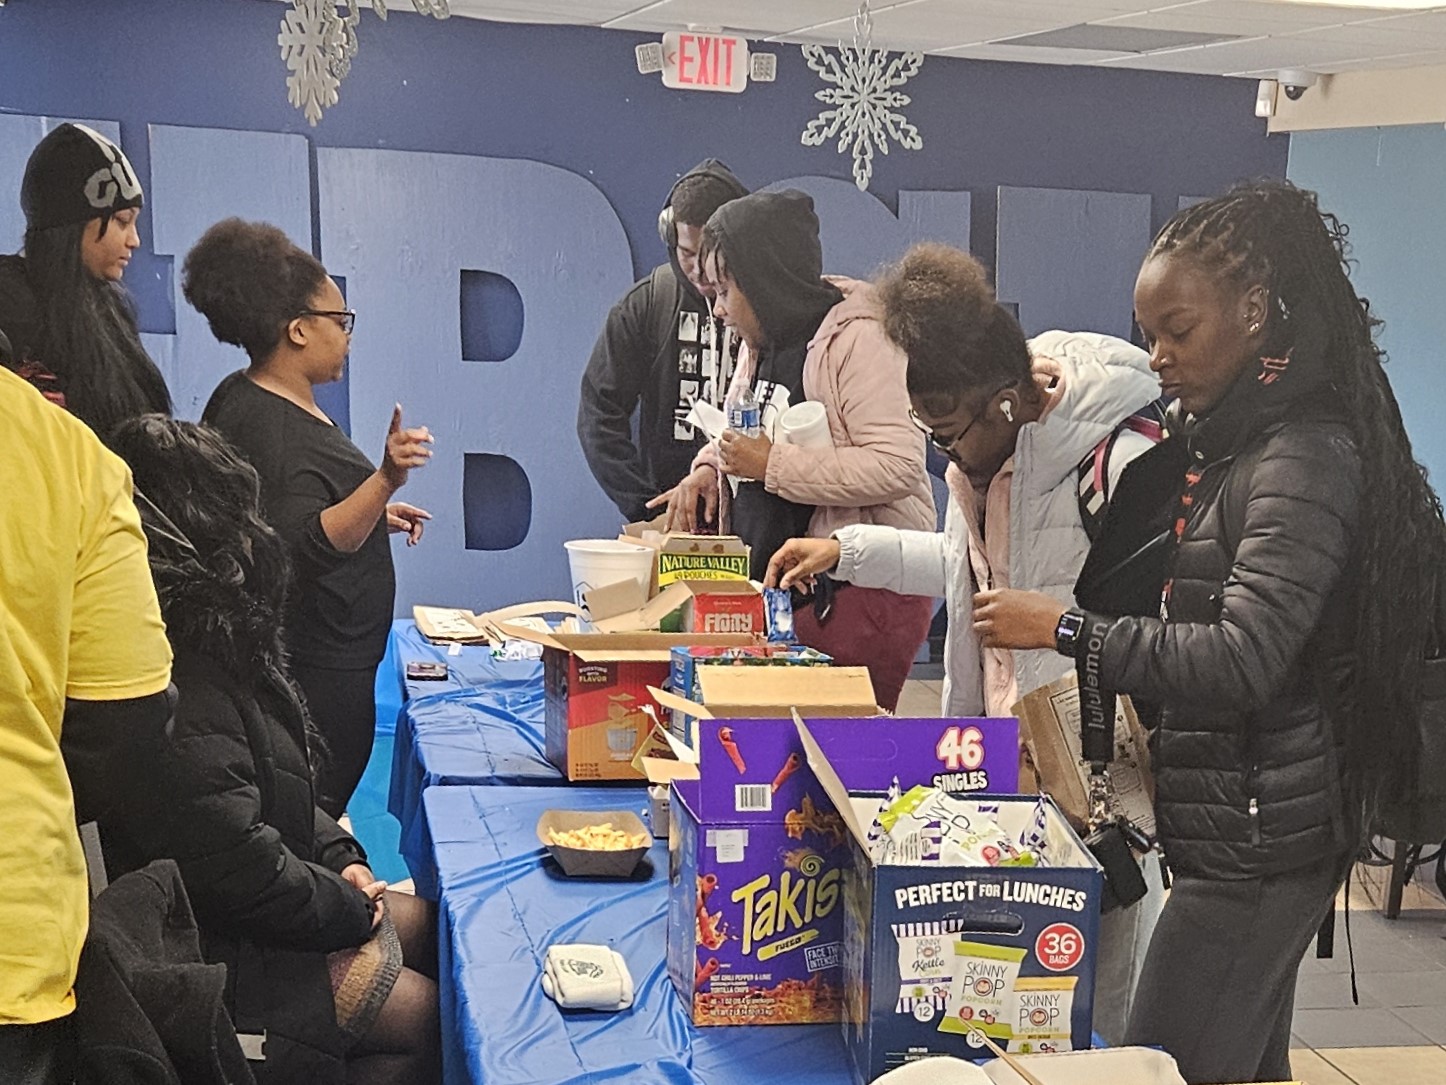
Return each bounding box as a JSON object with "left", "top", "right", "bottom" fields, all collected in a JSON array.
[
  {"left": 578, "top": 160, "right": 749, "bottom": 522},
  {"left": 707, "top": 190, "right": 843, "bottom": 577}
]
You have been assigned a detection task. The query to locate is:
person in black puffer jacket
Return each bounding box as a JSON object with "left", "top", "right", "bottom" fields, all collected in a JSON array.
[
  {"left": 103, "top": 416, "right": 440, "bottom": 1085},
  {"left": 973, "top": 180, "right": 1445, "bottom": 1084}
]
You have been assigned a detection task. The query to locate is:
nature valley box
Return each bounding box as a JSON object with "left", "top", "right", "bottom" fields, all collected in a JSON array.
[
  {"left": 496, "top": 622, "right": 754, "bottom": 781},
  {"left": 620, "top": 522, "right": 751, "bottom": 594},
  {"left": 665, "top": 715, "right": 1022, "bottom": 1028}
]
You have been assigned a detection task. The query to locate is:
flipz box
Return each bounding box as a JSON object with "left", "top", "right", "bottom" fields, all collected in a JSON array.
[
  {"left": 666, "top": 714, "right": 1020, "bottom": 1027},
  {"left": 794, "top": 720, "right": 1104, "bottom": 1084}
]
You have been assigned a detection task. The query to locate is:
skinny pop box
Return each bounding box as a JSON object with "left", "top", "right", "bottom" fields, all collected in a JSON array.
[
  {"left": 792, "top": 718, "right": 1105, "bottom": 1084},
  {"left": 666, "top": 714, "right": 1021, "bottom": 1027}
]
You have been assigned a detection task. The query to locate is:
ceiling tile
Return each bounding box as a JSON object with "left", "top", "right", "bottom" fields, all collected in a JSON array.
[
  {"left": 939, "top": 42, "right": 1134, "bottom": 65},
  {"left": 1099, "top": 31, "right": 1379, "bottom": 73},
  {"left": 447, "top": 0, "right": 640, "bottom": 23},
  {"left": 788, "top": 0, "right": 1089, "bottom": 52},
  {"left": 1097, "top": 0, "right": 1418, "bottom": 35},
  {"left": 1292, "top": 19, "right": 1446, "bottom": 50},
  {"left": 603, "top": 0, "right": 861, "bottom": 35}
]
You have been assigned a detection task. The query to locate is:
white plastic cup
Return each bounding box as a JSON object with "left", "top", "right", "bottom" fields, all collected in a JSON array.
[
  {"left": 564, "top": 539, "right": 654, "bottom": 614},
  {"left": 777, "top": 401, "right": 832, "bottom": 449}
]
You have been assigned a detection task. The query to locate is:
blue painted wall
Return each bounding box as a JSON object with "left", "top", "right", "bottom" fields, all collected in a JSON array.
[
  {"left": 0, "top": 0, "right": 1287, "bottom": 612},
  {"left": 1288, "top": 125, "right": 1446, "bottom": 483}
]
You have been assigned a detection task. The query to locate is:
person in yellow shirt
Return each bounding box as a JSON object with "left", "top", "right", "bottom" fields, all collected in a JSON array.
[{"left": 0, "top": 349, "right": 172, "bottom": 1084}]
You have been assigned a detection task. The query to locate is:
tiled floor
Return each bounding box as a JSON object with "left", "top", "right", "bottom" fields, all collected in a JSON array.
[{"left": 892, "top": 677, "right": 1446, "bottom": 1084}]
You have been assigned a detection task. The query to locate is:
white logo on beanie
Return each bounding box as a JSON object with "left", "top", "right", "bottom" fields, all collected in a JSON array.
[{"left": 74, "top": 124, "right": 142, "bottom": 212}]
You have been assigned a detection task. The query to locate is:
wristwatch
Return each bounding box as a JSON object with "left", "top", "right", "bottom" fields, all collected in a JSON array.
[{"left": 1054, "top": 609, "right": 1086, "bottom": 659}]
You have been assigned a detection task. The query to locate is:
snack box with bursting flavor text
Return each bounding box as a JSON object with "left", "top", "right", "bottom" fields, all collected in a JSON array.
[
  {"left": 663, "top": 713, "right": 1021, "bottom": 1027},
  {"left": 793, "top": 718, "right": 1105, "bottom": 1084},
  {"left": 495, "top": 621, "right": 754, "bottom": 781}
]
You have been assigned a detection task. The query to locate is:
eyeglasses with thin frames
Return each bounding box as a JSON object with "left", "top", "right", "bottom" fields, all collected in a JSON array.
[
  {"left": 910, "top": 405, "right": 986, "bottom": 464},
  {"left": 297, "top": 309, "right": 356, "bottom": 335}
]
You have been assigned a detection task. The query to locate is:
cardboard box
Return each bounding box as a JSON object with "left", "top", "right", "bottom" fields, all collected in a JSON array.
[
  {"left": 592, "top": 580, "right": 767, "bottom": 636},
  {"left": 667, "top": 645, "right": 835, "bottom": 741},
  {"left": 652, "top": 665, "right": 877, "bottom": 750},
  {"left": 1012, "top": 674, "right": 1155, "bottom": 838},
  {"left": 621, "top": 522, "right": 751, "bottom": 594},
  {"left": 498, "top": 622, "right": 756, "bottom": 781},
  {"left": 665, "top": 714, "right": 1022, "bottom": 1029},
  {"left": 794, "top": 718, "right": 1104, "bottom": 1083}
]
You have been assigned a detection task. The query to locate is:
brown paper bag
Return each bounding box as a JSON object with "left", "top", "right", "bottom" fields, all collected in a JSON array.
[{"left": 1012, "top": 672, "right": 1155, "bottom": 837}]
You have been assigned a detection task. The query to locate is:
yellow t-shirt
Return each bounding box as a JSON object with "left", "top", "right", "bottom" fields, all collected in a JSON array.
[{"left": 0, "top": 368, "right": 172, "bottom": 1025}]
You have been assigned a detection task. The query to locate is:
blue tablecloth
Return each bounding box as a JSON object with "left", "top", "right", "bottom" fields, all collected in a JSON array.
[
  {"left": 389, "top": 618, "right": 540, "bottom": 699},
  {"left": 388, "top": 621, "right": 646, "bottom": 896},
  {"left": 428, "top": 785, "right": 858, "bottom": 1085}
]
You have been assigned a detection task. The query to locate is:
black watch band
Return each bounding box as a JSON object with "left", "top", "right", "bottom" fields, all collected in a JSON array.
[{"left": 1055, "top": 609, "right": 1087, "bottom": 658}]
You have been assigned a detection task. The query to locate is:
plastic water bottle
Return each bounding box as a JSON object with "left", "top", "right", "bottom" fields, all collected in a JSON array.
[{"left": 727, "top": 385, "right": 761, "bottom": 439}]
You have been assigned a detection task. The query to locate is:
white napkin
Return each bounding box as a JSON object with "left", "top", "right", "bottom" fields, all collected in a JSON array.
[{"left": 541, "top": 944, "right": 634, "bottom": 1011}]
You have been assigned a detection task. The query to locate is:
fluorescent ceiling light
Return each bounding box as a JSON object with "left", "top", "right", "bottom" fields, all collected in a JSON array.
[{"left": 1269, "top": 1, "right": 1444, "bottom": 9}]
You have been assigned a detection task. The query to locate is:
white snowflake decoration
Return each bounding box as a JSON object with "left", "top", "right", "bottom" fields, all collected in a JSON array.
[
  {"left": 280, "top": 0, "right": 450, "bottom": 126},
  {"left": 279, "top": 0, "right": 343, "bottom": 127},
  {"left": 800, "top": 0, "right": 924, "bottom": 191}
]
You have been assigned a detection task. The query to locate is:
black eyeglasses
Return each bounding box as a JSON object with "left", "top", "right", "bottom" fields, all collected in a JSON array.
[
  {"left": 297, "top": 309, "right": 356, "bottom": 335},
  {"left": 910, "top": 406, "right": 986, "bottom": 464}
]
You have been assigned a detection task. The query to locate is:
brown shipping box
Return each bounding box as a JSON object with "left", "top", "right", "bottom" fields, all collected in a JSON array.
[
  {"left": 1012, "top": 672, "right": 1156, "bottom": 837},
  {"left": 497, "top": 622, "right": 755, "bottom": 782}
]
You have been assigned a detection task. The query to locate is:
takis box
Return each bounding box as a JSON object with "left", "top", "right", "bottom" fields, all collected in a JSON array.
[
  {"left": 666, "top": 714, "right": 1020, "bottom": 1027},
  {"left": 794, "top": 719, "right": 1104, "bottom": 1084}
]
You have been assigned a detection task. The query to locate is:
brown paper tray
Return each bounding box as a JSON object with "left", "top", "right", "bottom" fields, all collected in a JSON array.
[{"left": 535, "top": 809, "right": 650, "bottom": 877}]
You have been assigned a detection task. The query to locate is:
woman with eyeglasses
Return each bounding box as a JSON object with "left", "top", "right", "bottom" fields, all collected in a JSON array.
[
  {"left": 766, "top": 242, "right": 1161, "bottom": 1044},
  {"left": 186, "top": 218, "right": 434, "bottom": 819}
]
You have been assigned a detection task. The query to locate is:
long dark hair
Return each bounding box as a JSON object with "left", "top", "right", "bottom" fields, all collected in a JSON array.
[
  {"left": 1150, "top": 178, "right": 1445, "bottom": 830},
  {"left": 25, "top": 220, "right": 171, "bottom": 441},
  {"left": 111, "top": 415, "right": 328, "bottom": 773}
]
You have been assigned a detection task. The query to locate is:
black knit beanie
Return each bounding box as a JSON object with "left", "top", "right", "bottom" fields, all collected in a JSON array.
[{"left": 21, "top": 123, "right": 144, "bottom": 232}]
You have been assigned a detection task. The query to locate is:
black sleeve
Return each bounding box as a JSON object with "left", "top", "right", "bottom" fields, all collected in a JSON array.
[
  {"left": 63, "top": 686, "right": 177, "bottom": 829},
  {"left": 578, "top": 279, "right": 665, "bottom": 522},
  {"left": 152, "top": 681, "right": 374, "bottom": 951},
  {"left": 314, "top": 807, "right": 368, "bottom": 875},
  {"left": 1093, "top": 424, "right": 1361, "bottom": 713}
]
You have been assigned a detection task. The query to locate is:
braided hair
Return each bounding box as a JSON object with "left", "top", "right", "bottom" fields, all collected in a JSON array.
[{"left": 1151, "top": 178, "right": 1445, "bottom": 832}]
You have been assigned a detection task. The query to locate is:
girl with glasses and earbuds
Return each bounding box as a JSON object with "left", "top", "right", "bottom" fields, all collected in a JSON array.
[
  {"left": 766, "top": 241, "right": 1163, "bottom": 1045},
  {"left": 184, "top": 218, "right": 434, "bottom": 822}
]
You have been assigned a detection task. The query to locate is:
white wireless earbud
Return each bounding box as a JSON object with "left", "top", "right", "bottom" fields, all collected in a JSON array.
[{"left": 1001, "top": 401, "right": 1014, "bottom": 423}]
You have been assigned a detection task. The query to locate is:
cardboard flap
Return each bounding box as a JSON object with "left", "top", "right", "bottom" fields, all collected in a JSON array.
[
  {"left": 696, "top": 665, "right": 877, "bottom": 711},
  {"left": 793, "top": 712, "right": 869, "bottom": 846},
  {"left": 649, "top": 685, "right": 715, "bottom": 721},
  {"left": 641, "top": 756, "right": 700, "bottom": 785},
  {"left": 413, "top": 605, "right": 487, "bottom": 642},
  {"left": 592, "top": 581, "right": 691, "bottom": 633},
  {"left": 584, "top": 580, "right": 651, "bottom": 623}
]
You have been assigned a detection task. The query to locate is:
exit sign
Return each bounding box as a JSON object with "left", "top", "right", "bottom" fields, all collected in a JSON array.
[{"left": 662, "top": 31, "right": 748, "bottom": 94}]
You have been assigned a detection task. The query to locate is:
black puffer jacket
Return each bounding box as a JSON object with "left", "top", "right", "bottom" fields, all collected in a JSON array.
[
  {"left": 102, "top": 522, "right": 375, "bottom": 1084},
  {"left": 1083, "top": 367, "right": 1361, "bottom": 879}
]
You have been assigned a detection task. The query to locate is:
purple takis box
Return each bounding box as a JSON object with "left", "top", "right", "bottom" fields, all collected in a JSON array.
[{"left": 666, "top": 716, "right": 1020, "bottom": 1026}]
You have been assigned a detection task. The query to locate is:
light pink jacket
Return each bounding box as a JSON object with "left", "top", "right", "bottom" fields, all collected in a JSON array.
[{"left": 696, "top": 278, "right": 935, "bottom": 540}]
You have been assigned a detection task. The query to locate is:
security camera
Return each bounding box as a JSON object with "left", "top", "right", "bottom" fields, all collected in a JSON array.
[{"left": 1277, "top": 69, "right": 1319, "bottom": 101}]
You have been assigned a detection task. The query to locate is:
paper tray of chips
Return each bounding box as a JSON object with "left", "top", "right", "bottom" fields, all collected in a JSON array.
[{"left": 536, "top": 809, "right": 650, "bottom": 877}]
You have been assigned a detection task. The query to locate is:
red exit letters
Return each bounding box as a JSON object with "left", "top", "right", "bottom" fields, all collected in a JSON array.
[{"left": 662, "top": 32, "right": 749, "bottom": 94}]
